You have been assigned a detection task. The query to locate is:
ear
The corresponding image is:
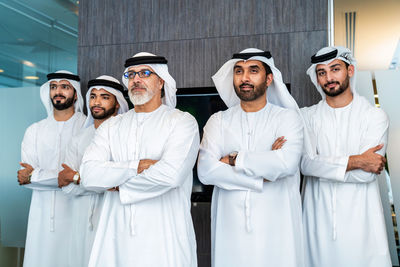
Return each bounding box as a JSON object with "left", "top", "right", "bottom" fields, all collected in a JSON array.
[
  {"left": 266, "top": 73, "right": 273, "bottom": 87},
  {"left": 158, "top": 78, "right": 165, "bottom": 90},
  {"left": 347, "top": 64, "right": 355, "bottom": 77},
  {"left": 73, "top": 90, "right": 78, "bottom": 103}
]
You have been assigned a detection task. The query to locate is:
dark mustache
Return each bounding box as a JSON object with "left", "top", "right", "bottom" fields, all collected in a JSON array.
[
  {"left": 324, "top": 81, "right": 339, "bottom": 87},
  {"left": 90, "top": 106, "right": 105, "bottom": 111},
  {"left": 53, "top": 94, "right": 66, "bottom": 99},
  {"left": 239, "top": 83, "right": 254, "bottom": 89}
]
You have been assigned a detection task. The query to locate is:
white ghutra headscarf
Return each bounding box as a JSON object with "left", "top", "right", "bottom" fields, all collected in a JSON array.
[
  {"left": 84, "top": 75, "right": 129, "bottom": 128},
  {"left": 122, "top": 52, "right": 177, "bottom": 108},
  {"left": 39, "top": 70, "right": 84, "bottom": 117},
  {"left": 306, "top": 46, "right": 357, "bottom": 99},
  {"left": 212, "top": 48, "right": 299, "bottom": 111}
]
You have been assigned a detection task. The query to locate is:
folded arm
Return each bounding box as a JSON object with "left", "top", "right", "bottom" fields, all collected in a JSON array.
[
  {"left": 119, "top": 114, "right": 200, "bottom": 204},
  {"left": 198, "top": 113, "right": 265, "bottom": 192},
  {"left": 80, "top": 122, "right": 139, "bottom": 193},
  {"left": 61, "top": 135, "right": 96, "bottom": 195},
  {"left": 301, "top": 108, "right": 388, "bottom": 183},
  {"left": 20, "top": 124, "right": 59, "bottom": 190},
  {"left": 234, "top": 110, "right": 304, "bottom": 181}
]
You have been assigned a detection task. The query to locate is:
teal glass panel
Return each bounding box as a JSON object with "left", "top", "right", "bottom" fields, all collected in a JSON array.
[{"left": 0, "top": 0, "right": 78, "bottom": 248}]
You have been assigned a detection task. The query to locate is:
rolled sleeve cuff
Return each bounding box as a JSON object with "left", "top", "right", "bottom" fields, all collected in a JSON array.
[
  {"left": 335, "top": 156, "right": 349, "bottom": 182},
  {"left": 29, "top": 168, "right": 39, "bottom": 182},
  {"left": 253, "top": 177, "right": 264, "bottom": 192},
  {"left": 235, "top": 151, "right": 264, "bottom": 192},
  {"left": 235, "top": 151, "right": 245, "bottom": 173},
  {"left": 118, "top": 185, "right": 130, "bottom": 204},
  {"left": 129, "top": 159, "right": 140, "bottom": 174}
]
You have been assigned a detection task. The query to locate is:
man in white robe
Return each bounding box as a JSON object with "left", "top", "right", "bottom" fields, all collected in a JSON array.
[
  {"left": 301, "top": 46, "right": 391, "bottom": 267},
  {"left": 80, "top": 52, "right": 199, "bottom": 267},
  {"left": 17, "top": 70, "right": 86, "bottom": 267},
  {"left": 197, "top": 48, "right": 305, "bottom": 267},
  {"left": 57, "top": 75, "right": 129, "bottom": 267}
]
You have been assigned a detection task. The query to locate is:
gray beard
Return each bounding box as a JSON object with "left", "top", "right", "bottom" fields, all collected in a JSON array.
[{"left": 128, "top": 89, "right": 154, "bottom": 106}]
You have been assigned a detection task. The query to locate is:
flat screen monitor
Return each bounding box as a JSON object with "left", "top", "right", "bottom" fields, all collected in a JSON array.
[{"left": 176, "top": 87, "right": 227, "bottom": 201}]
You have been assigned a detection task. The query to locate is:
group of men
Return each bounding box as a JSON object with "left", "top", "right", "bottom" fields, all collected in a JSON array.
[{"left": 17, "top": 45, "right": 390, "bottom": 267}]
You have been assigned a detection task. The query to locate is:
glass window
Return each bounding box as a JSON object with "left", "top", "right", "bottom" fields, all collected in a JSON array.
[
  {"left": 0, "top": 0, "right": 79, "bottom": 256},
  {"left": 0, "top": 0, "right": 78, "bottom": 87}
]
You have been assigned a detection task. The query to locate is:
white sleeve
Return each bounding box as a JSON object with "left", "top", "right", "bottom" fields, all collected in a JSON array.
[
  {"left": 21, "top": 124, "right": 59, "bottom": 190},
  {"left": 80, "top": 122, "right": 139, "bottom": 193},
  {"left": 234, "top": 110, "right": 304, "bottom": 182},
  {"left": 197, "top": 113, "right": 264, "bottom": 192},
  {"left": 301, "top": 109, "right": 389, "bottom": 183},
  {"left": 61, "top": 133, "right": 97, "bottom": 196},
  {"left": 62, "top": 183, "right": 93, "bottom": 195},
  {"left": 119, "top": 114, "right": 200, "bottom": 205},
  {"left": 300, "top": 154, "right": 348, "bottom": 182}
]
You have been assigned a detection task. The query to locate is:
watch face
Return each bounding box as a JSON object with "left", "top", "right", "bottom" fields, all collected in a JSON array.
[{"left": 229, "top": 151, "right": 238, "bottom": 157}]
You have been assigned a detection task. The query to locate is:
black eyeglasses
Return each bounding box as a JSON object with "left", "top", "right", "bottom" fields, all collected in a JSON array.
[{"left": 123, "top": 70, "right": 155, "bottom": 79}]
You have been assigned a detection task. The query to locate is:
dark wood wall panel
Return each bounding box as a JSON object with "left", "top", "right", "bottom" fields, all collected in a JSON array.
[
  {"left": 79, "top": 34, "right": 296, "bottom": 95},
  {"left": 78, "top": 1, "right": 328, "bottom": 266},
  {"left": 79, "top": 0, "right": 328, "bottom": 46},
  {"left": 289, "top": 30, "right": 327, "bottom": 107}
]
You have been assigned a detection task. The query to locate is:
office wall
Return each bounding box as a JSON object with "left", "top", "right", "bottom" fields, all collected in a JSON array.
[{"left": 78, "top": 0, "right": 328, "bottom": 108}]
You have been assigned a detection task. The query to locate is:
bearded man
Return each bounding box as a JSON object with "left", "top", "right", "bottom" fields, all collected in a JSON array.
[
  {"left": 18, "top": 70, "right": 86, "bottom": 267},
  {"left": 58, "top": 75, "right": 129, "bottom": 267},
  {"left": 80, "top": 52, "right": 199, "bottom": 267},
  {"left": 198, "top": 48, "right": 305, "bottom": 267},
  {"left": 301, "top": 46, "right": 391, "bottom": 267}
]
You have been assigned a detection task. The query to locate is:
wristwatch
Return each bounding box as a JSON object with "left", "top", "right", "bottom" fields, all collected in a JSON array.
[
  {"left": 73, "top": 172, "right": 80, "bottom": 185},
  {"left": 229, "top": 151, "right": 238, "bottom": 166}
]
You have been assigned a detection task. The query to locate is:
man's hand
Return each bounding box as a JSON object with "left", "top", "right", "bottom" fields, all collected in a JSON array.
[
  {"left": 108, "top": 186, "right": 119, "bottom": 192},
  {"left": 347, "top": 144, "right": 386, "bottom": 174},
  {"left": 220, "top": 155, "right": 229, "bottom": 165},
  {"left": 17, "top": 162, "right": 33, "bottom": 185},
  {"left": 58, "top": 163, "right": 77, "bottom": 188},
  {"left": 138, "top": 159, "right": 158, "bottom": 174},
  {"left": 272, "top": 136, "right": 286, "bottom": 150}
]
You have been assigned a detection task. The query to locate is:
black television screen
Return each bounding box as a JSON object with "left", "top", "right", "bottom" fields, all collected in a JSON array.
[{"left": 176, "top": 87, "right": 227, "bottom": 201}]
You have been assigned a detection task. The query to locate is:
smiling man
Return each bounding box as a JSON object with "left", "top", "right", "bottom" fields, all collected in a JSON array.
[
  {"left": 198, "top": 48, "right": 305, "bottom": 267},
  {"left": 57, "top": 75, "right": 129, "bottom": 267},
  {"left": 17, "top": 70, "right": 86, "bottom": 267},
  {"left": 301, "top": 46, "right": 391, "bottom": 267},
  {"left": 80, "top": 52, "right": 199, "bottom": 267}
]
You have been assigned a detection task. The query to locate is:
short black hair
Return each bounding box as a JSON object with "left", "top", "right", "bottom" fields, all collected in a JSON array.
[{"left": 261, "top": 62, "right": 273, "bottom": 76}]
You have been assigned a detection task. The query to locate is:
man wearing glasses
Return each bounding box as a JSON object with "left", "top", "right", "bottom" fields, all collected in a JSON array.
[
  {"left": 80, "top": 52, "right": 199, "bottom": 267},
  {"left": 17, "top": 70, "right": 86, "bottom": 267}
]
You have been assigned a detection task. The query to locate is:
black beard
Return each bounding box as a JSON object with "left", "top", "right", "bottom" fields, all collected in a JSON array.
[
  {"left": 51, "top": 93, "right": 75, "bottom": 110},
  {"left": 91, "top": 105, "right": 117, "bottom": 120},
  {"left": 234, "top": 82, "right": 267, "bottom": 102},
  {"left": 322, "top": 76, "right": 350, "bottom": 97}
]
